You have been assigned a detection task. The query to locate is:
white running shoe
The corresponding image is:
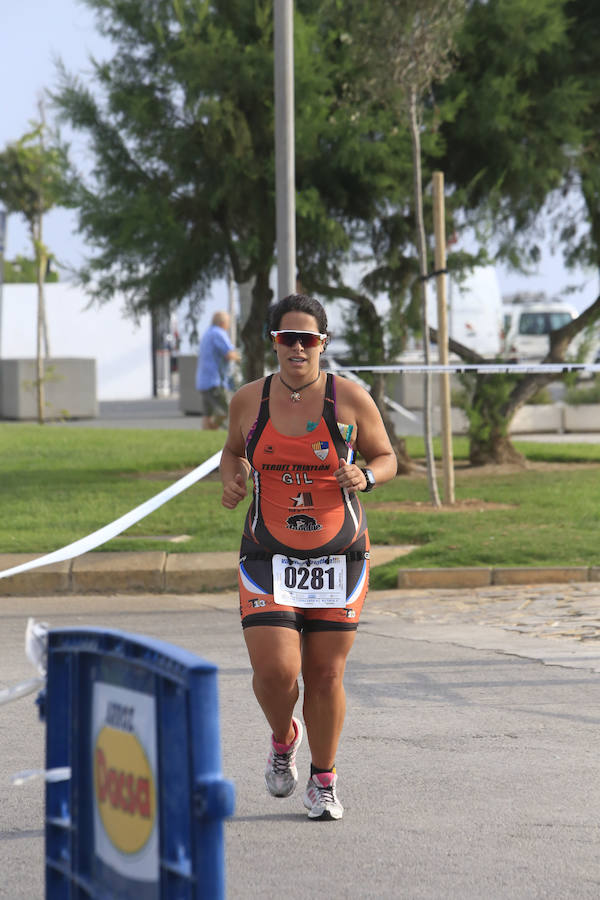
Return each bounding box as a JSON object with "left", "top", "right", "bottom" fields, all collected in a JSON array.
[
  {"left": 303, "top": 771, "right": 344, "bottom": 820},
  {"left": 264, "top": 717, "right": 303, "bottom": 798}
]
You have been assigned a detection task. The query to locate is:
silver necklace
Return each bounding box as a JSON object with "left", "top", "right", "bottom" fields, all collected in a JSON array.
[{"left": 278, "top": 372, "right": 321, "bottom": 402}]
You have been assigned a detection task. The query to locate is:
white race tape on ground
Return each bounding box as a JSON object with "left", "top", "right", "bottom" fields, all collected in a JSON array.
[
  {"left": 0, "top": 677, "right": 45, "bottom": 707},
  {"left": 0, "top": 449, "right": 223, "bottom": 581},
  {"left": 12, "top": 767, "right": 71, "bottom": 786}
]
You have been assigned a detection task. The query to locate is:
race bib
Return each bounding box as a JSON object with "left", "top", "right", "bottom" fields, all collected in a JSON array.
[{"left": 272, "top": 554, "right": 347, "bottom": 608}]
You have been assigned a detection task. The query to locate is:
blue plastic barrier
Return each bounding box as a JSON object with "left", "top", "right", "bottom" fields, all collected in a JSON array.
[{"left": 39, "top": 628, "right": 235, "bottom": 899}]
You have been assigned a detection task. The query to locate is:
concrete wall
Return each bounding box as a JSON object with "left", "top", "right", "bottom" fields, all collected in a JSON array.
[
  {"left": 177, "top": 359, "right": 600, "bottom": 435},
  {"left": 0, "top": 358, "right": 98, "bottom": 419},
  {"left": 1, "top": 284, "right": 152, "bottom": 400},
  {"left": 563, "top": 404, "right": 600, "bottom": 432}
]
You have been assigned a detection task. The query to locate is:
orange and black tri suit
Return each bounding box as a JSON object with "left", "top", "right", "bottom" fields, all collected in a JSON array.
[{"left": 238, "top": 373, "right": 370, "bottom": 631}]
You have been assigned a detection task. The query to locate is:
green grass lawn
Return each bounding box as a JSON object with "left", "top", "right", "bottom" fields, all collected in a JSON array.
[{"left": 1, "top": 425, "right": 599, "bottom": 589}]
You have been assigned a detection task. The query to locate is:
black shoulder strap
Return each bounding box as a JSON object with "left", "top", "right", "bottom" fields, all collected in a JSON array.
[
  {"left": 246, "top": 375, "right": 272, "bottom": 462},
  {"left": 261, "top": 374, "right": 273, "bottom": 402},
  {"left": 322, "top": 373, "right": 352, "bottom": 459},
  {"left": 323, "top": 372, "right": 336, "bottom": 421},
  {"left": 325, "top": 371, "right": 335, "bottom": 402}
]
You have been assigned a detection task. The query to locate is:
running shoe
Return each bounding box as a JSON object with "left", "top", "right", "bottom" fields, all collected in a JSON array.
[
  {"left": 302, "top": 771, "right": 344, "bottom": 820},
  {"left": 264, "top": 716, "right": 303, "bottom": 798}
]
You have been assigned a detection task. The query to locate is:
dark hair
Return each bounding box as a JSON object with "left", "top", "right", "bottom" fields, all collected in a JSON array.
[{"left": 268, "top": 293, "right": 328, "bottom": 334}]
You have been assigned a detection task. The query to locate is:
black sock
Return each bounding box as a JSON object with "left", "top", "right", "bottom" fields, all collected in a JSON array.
[{"left": 310, "top": 763, "right": 335, "bottom": 777}]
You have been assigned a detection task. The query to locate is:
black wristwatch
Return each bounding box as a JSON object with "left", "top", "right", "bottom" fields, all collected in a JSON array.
[{"left": 360, "top": 467, "right": 376, "bottom": 492}]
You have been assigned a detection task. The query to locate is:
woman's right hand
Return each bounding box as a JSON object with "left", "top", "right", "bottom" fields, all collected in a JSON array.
[{"left": 221, "top": 473, "right": 248, "bottom": 509}]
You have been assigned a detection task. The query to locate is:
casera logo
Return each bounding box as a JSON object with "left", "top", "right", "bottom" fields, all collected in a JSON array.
[{"left": 94, "top": 725, "right": 156, "bottom": 854}]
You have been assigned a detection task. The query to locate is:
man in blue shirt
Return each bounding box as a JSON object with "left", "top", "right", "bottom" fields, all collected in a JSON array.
[{"left": 195, "top": 311, "right": 240, "bottom": 429}]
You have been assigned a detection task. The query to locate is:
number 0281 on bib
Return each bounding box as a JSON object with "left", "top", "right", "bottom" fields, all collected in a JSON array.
[{"left": 272, "top": 555, "right": 347, "bottom": 608}]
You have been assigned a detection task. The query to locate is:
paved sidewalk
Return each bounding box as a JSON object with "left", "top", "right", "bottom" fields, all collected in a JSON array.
[{"left": 369, "top": 581, "right": 600, "bottom": 673}]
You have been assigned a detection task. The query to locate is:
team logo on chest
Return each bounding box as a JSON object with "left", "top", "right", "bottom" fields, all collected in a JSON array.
[{"left": 311, "top": 440, "right": 329, "bottom": 461}]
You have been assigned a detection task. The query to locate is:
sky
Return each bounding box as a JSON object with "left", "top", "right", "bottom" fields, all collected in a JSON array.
[
  {"left": 1, "top": 0, "right": 109, "bottom": 267},
  {"left": 2, "top": 0, "right": 599, "bottom": 323}
]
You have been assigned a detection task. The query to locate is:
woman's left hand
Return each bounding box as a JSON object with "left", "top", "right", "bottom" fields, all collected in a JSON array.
[{"left": 333, "top": 458, "right": 366, "bottom": 493}]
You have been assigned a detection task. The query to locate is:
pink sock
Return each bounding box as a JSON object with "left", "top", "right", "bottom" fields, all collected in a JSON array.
[
  {"left": 272, "top": 718, "right": 297, "bottom": 752},
  {"left": 312, "top": 772, "right": 335, "bottom": 787}
]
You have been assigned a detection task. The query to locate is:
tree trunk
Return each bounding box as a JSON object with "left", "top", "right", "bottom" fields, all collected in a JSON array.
[
  {"left": 467, "top": 373, "right": 526, "bottom": 466},
  {"left": 409, "top": 87, "right": 440, "bottom": 506},
  {"left": 240, "top": 268, "right": 273, "bottom": 382},
  {"left": 34, "top": 216, "right": 46, "bottom": 424},
  {"left": 469, "top": 430, "right": 525, "bottom": 466}
]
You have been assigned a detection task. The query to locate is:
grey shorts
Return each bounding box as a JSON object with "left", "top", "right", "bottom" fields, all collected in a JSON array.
[{"left": 200, "top": 386, "right": 229, "bottom": 417}]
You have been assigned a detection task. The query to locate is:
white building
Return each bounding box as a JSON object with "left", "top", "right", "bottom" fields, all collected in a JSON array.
[{"left": 0, "top": 283, "right": 153, "bottom": 400}]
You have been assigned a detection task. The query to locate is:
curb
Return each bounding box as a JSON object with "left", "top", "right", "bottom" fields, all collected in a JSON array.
[
  {"left": 396, "top": 565, "right": 598, "bottom": 590},
  {"left": 1, "top": 552, "right": 599, "bottom": 595},
  {"left": 0, "top": 551, "right": 241, "bottom": 597}
]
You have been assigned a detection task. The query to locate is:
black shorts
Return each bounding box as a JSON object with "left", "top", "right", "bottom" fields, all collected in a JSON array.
[{"left": 238, "top": 532, "right": 370, "bottom": 632}]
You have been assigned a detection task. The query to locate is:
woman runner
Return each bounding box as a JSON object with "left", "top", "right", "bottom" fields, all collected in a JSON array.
[{"left": 220, "top": 293, "right": 397, "bottom": 820}]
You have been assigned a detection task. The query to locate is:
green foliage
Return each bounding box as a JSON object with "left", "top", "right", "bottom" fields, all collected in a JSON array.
[
  {"left": 4, "top": 255, "right": 58, "bottom": 283},
  {"left": 44, "top": 0, "right": 600, "bottom": 425},
  {"left": 0, "top": 125, "right": 70, "bottom": 231},
  {"left": 527, "top": 386, "right": 553, "bottom": 405},
  {"left": 438, "top": 0, "right": 595, "bottom": 267},
  {"left": 456, "top": 371, "right": 518, "bottom": 444},
  {"left": 565, "top": 377, "right": 600, "bottom": 405},
  {"left": 52, "top": 0, "right": 439, "bottom": 384}
]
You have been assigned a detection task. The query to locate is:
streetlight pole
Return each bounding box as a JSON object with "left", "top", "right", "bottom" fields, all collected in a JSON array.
[{"left": 274, "top": 0, "right": 296, "bottom": 300}]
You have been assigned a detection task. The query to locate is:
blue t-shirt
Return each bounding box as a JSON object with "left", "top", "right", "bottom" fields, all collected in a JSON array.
[{"left": 195, "top": 325, "right": 235, "bottom": 390}]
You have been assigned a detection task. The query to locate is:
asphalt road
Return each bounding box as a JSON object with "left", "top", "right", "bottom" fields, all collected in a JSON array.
[{"left": 2, "top": 586, "right": 600, "bottom": 899}]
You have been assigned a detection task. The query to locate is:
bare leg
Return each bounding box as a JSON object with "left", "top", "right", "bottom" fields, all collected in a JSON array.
[
  {"left": 301, "top": 630, "right": 356, "bottom": 769},
  {"left": 244, "top": 626, "right": 302, "bottom": 745}
]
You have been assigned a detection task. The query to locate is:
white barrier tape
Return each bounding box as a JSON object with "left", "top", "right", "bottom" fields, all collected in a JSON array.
[
  {"left": 25, "top": 618, "right": 48, "bottom": 676},
  {"left": 0, "top": 620, "right": 48, "bottom": 708},
  {"left": 336, "top": 363, "right": 600, "bottom": 375},
  {"left": 328, "top": 358, "right": 419, "bottom": 422},
  {"left": 0, "top": 676, "right": 45, "bottom": 707},
  {"left": 0, "top": 450, "right": 223, "bottom": 581},
  {"left": 12, "top": 767, "right": 71, "bottom": 786}
]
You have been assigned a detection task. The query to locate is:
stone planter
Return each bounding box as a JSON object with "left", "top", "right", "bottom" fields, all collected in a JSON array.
[
  {"left": 178, "top": 354, "right": 203, "bottom": 415},
  {"left": 509, "top": 404, "right": 562, "bottom": 434},
  {"left": 0, "top": 358, "right": 97, "bottom": 420},
  {"left": 563, "top": 403, "right": 600, "bottom": 432}
]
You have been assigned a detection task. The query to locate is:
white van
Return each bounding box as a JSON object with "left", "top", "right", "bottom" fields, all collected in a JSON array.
[
  {"left": 502, "top": 293, "right": 579, "bottom": 361},
  {"left": 427, "top": 265, "right": 503, "bottom": 358}
]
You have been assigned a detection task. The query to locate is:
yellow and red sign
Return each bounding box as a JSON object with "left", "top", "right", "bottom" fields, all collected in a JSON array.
[
  {"left": 94, "top": 725, "right": 156, "bottom": 854},
  {"left": 92, "top": 683, "right": 159, "bottom": 883}
]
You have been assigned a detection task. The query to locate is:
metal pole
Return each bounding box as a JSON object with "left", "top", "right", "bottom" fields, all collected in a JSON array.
[
  {"left": 0, "top": 209, "right": 5, "bottom": 357},
  {"left": 274, "top": 0, "right": 296, "bottom": 299}
]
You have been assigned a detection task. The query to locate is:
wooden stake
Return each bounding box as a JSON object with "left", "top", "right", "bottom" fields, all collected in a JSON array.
[{"left": 432, "top": 171, "right": 455, "bottom": 505}]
